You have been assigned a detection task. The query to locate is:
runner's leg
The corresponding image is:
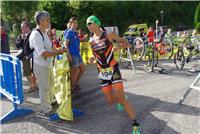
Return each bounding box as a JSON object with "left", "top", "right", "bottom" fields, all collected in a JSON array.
[
  {"left": 113, "top": 82, "right": 136, "bottom": 120},
  {"left": 113, "top": 82, "right": 140, "bottom": 133},
  {"left": 101, "top": 84, "right": 117, "bottom": 105}
]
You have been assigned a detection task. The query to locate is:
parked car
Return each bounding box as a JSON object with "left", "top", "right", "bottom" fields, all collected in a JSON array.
[{"left": 124, "top": 23, "right": 148, "bottom": 37}]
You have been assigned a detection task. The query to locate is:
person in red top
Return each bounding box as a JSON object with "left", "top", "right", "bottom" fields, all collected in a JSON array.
[
  {"left": 1, "top": 25, "right": 10, "bottom": 54},
  {"left": 47, "top": 28, "right": 61, "bottom": 49},
  {"left": 52, "top": 28, "right": 62, "bottom": 49},
  {"left": 47, "top": 28, "right": 53, "bottom": 40},
  {"left": 78, "top": 29, "right": 88, "bottom": 42},
  {"left": 147, "top": 27, "right": 154, "bottom": 43},
  {"left": 52, "top": 28, "right": 57, "bottom": 39},
  {"left": 52, "top": 38, "right": 61, "bottom": 49}
]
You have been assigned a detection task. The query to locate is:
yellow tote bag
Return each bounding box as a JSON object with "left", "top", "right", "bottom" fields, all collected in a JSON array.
[{"left": 48, "top": 53, "right": 73, "bottom": 121}]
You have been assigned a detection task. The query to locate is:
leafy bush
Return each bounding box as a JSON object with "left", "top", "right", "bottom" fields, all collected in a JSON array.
[{"left": 196, "top": 22, "right": 200, "bottom": 33}]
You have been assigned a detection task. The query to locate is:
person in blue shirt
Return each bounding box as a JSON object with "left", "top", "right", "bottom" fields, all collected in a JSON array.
[{"left": 64, "top": 17, "right": 85, "bottom": 91}]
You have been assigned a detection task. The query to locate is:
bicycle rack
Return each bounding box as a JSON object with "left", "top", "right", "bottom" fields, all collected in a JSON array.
[
  {"left": 119, "top": 34, "right": 200, "bottom": 75},
  {"left": 119, "top": 47, "right": 136, "bottom": 75},
  {"left": 178, "top": 73, "right": 200, "bottom": 105}
]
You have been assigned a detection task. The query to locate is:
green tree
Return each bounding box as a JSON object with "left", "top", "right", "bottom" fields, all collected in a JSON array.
[
  {"left": 38, "top": 1, "right": 71, "bottom": 30},
  {"left": 194, "top": 3, "right": 200, "bottom": 27},
  {"left": 1, "top": 1, "right": 39, "bottom": 38},
  {"left": 1, "top": 1, "right": 199, "bottom": 35},
  {"left": 196, "top": 22, "right": 200, "bottom": 33},
  {"left": 1, "top": 1, "right": 39, "bottom": 23}
]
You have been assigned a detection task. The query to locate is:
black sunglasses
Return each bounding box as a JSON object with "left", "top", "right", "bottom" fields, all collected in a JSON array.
[{"left": 86, "top": 22, "right": 93, "bottom": 26}]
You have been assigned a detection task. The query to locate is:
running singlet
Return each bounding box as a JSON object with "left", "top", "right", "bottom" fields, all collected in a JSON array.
[
  {"left": 90, "top": 32, "right": 122, "bottom": 85},
  {"left": 89, "top": 32, "right": 117, "bottom": 69}
]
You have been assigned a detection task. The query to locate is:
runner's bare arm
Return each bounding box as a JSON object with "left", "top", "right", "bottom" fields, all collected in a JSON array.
[
  {"left": 88, "top": 42, "right": 96, "bottom": 64},
  {"left": 107, "top": 32, "right": 131, "bottom": 50}
]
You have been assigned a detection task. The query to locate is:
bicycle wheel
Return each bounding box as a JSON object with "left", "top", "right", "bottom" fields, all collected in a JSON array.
[
  {"left": 188, "top": 37, "right": 200, "bottom": 59},
  {"left": 132, "top": 37, "right": 145, "bottom": 60},
  {"left": 193, "top": 37, "right": 200, "bottom": 58},
  {"left": 181, "top": 36, "right": 197, "bottom": 63},
  {"left": 150, "top": 43, "right": 158, "bottom": 71},
  {"left": 145, "top": 42, "right": 157, "bottom": 72},
  {"left": 163, "top": 38, "right": 174, "bottom": 59},
  {"left": 154, "top": 48, "right": 159, "bottom": 67},
  {"left": 174, "top": 46, "right": 185, "bottom": 69},
  {"left": 119, "top": 48, "right": 131, "bottom": 68}
]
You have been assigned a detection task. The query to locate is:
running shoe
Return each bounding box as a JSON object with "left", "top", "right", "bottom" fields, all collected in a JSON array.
[{"left": 132, "top": 122, "right": 141, "bottom": 134}]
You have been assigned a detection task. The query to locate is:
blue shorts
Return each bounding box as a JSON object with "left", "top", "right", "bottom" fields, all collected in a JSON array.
[{"left": 70, "top": 55, "right": 84, "bottom": 67}]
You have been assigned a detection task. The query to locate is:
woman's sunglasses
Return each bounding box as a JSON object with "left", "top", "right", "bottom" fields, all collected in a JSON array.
[{"left": 86, "top": 22, "right": 93, "bottom": 26}]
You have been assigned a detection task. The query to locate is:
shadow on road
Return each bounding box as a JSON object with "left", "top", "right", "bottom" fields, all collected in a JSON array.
[
  {"left": 1, "top": 63, "right": 199, "bottom": 134},
  {"left": 2, "top": 87, "right": 199, "bottom": 134}
]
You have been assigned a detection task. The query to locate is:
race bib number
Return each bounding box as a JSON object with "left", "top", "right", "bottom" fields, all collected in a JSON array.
[{"left": 98, "top": 67, "right": 114, "bottom": 80}]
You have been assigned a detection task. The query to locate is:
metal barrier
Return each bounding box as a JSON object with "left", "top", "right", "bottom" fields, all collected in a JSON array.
[
  {"left": 178, "top": 73, "right": 200, "bottom": 105},
  {"left": 119, "top": 48, "right": 136, "bottom": 75},
  {"left": 0, "top": 53, "right": 33, "bottom": 124}
]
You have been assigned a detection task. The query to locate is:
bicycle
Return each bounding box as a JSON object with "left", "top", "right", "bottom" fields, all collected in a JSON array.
[
  {"left": 132, "top": 36, "right": 173, "bottom": 71},
  {"left": 174, "top": 35, "right": 200, "bottom": 69},
  {"left": 119, "top": 36, "right": 158, "bottom": 72},
  {"left": 119, "top": 35, "right": 174, "bottom": 72}
]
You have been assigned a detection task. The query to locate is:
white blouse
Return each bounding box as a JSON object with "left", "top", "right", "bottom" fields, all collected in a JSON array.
[{"left": 29, "top": 30, "right": 53, "bottom": 67}]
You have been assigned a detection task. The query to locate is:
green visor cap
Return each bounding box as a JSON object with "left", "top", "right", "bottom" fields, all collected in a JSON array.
[{"left": 86, "top": 15, "right": 101, "bottom": 26}]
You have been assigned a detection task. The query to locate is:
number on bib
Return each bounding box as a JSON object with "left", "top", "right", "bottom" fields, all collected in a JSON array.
[{"left": 98, "top": 67, "right": 114, "bottom": 80}]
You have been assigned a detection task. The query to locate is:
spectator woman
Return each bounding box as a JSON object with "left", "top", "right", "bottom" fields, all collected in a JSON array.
[
  {"left": 29, "top": 11, "right": 68, "bottom": 116},
  {"left": 64, "top": 17, "right": 85, "bottom": 91}
]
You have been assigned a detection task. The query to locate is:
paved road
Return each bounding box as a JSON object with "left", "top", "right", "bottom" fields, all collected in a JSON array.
[{"left": 1, "top": 56, "right": 200, "bottom": 134}]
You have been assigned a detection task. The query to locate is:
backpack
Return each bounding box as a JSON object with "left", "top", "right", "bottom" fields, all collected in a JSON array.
[
  {"left": 16, "top": 34, "right": 27, "bottom": 60},
  {"left": 24, "top": 29, "right": 44, "bottom": 60}
]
